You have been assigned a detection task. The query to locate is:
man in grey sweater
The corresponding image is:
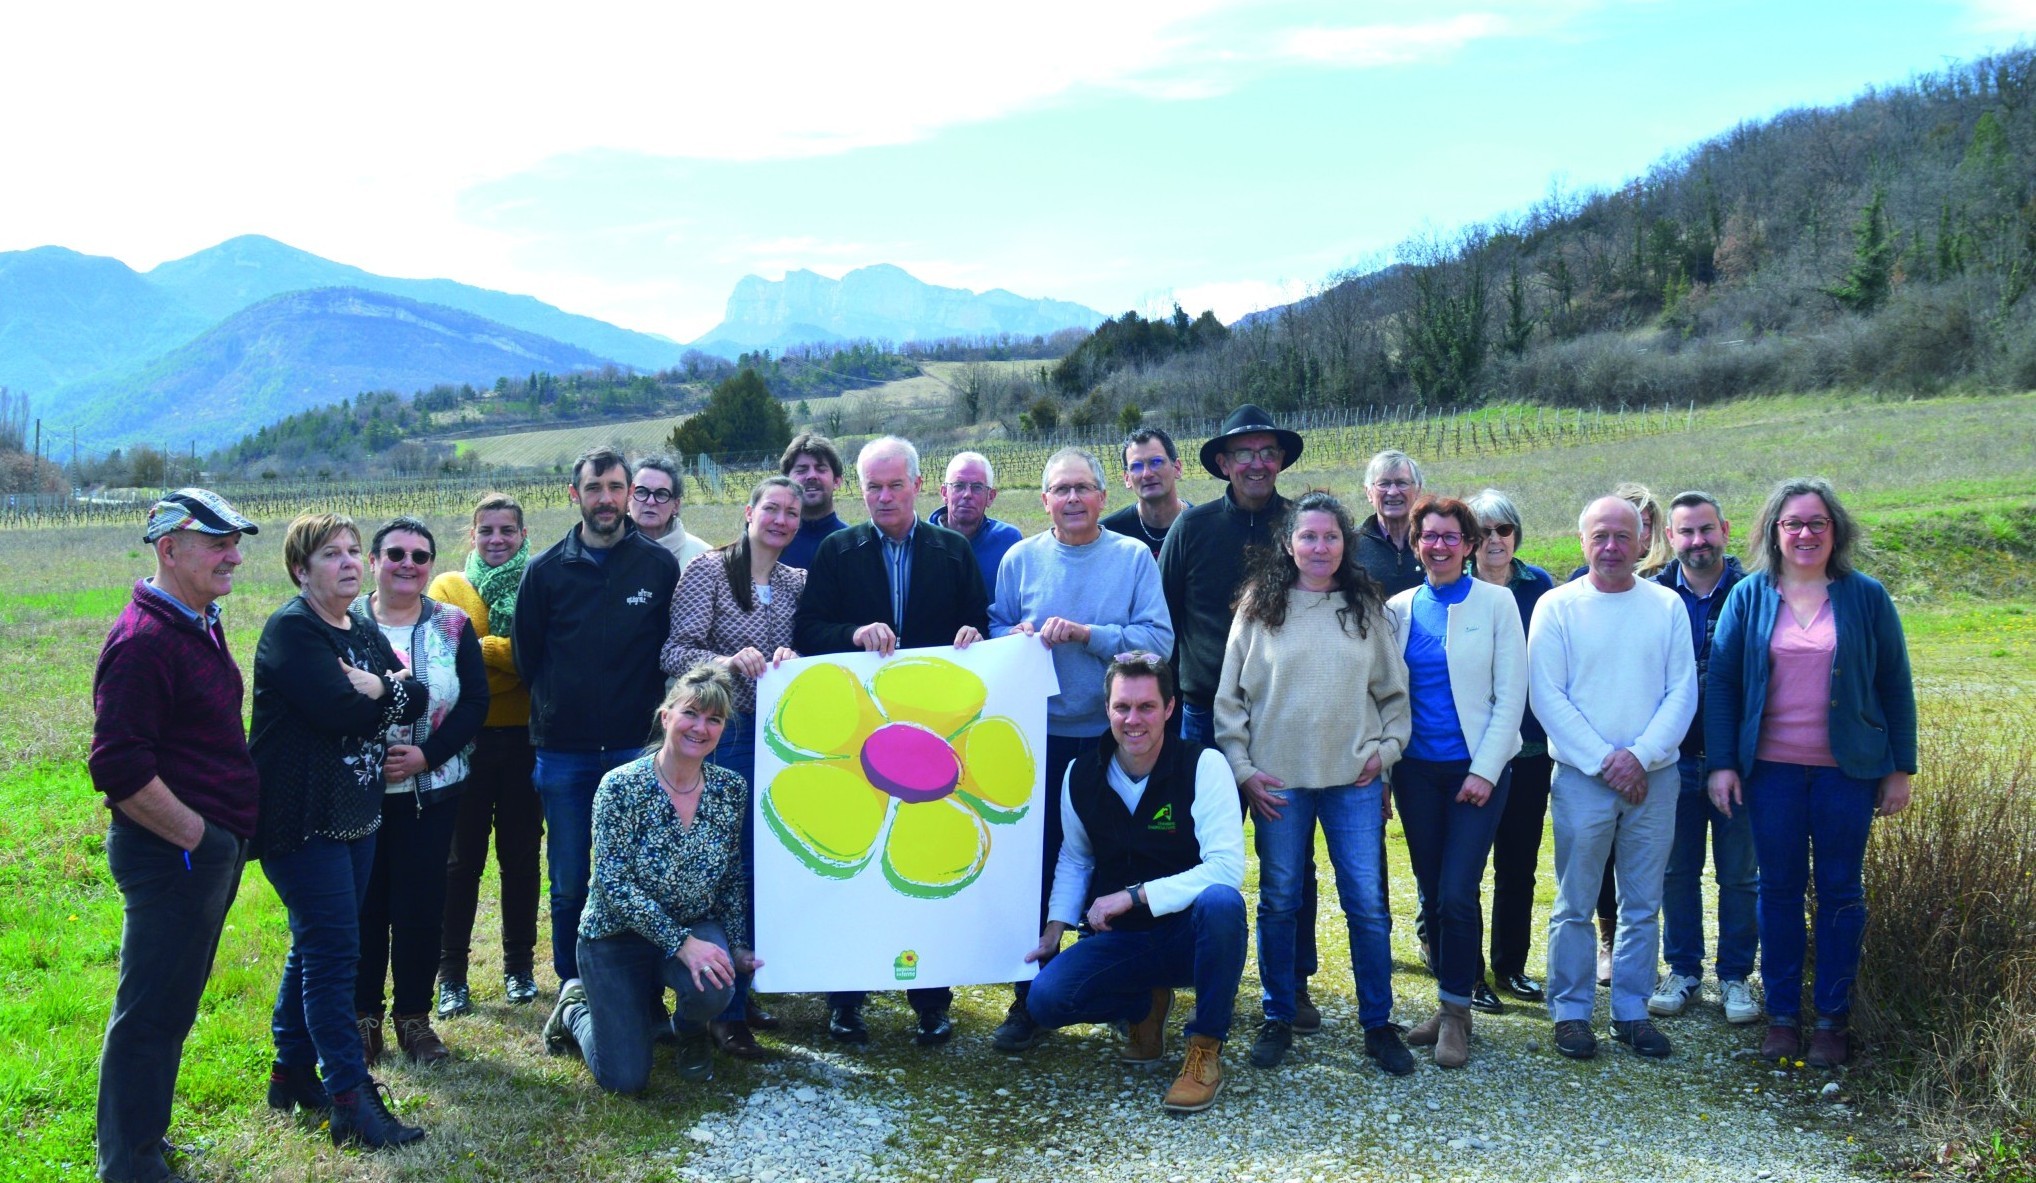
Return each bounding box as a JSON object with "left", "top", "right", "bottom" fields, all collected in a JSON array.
[{"left": 988, "top": 446, "right": 1174, "bottom": 1052}]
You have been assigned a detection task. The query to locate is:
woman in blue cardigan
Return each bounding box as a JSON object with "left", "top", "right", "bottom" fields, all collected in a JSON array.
[{"left": 1703, "top": 477, "right": 1915, "bottom": 1069}]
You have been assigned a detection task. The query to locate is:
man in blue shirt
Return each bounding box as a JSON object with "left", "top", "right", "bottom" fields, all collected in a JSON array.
[
  {"left": 777, "top": 433, "right": 849, "bottom": 570},
  {"left": 928, "top": 450, "right": 1023, "bottom": 598}
]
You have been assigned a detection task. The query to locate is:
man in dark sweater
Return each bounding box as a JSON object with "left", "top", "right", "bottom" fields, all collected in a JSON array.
[
  {"left": 89, "top": 489, "right": 265, "bottom": 1183},
  {"left": 1101, "top": 427, "right": 1192, "bottom": 559},
  {"left": 513, "top": 446, "right": 681, "bottom": 990},
  {"left": 777, "top": 432, "right": 850, "bottom": 570},
  {"left": 1024, "top": 654, "right": 1245, "bottom": 1113},
  {"left": 1356, "top": 449, "right": 1425, "bottom": 596}
]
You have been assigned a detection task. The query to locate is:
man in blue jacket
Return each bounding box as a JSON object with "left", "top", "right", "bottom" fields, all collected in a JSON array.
[{"left": 928, "top": 450, "right": 1023, "bottom": 599}]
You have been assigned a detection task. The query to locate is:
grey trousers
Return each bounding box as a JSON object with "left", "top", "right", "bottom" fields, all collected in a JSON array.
[{"left": 1546, "top": 762, "right": 1678, "bottom": 1023}]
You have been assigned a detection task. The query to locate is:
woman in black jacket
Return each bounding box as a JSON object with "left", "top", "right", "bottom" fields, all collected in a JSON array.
[
  {"left": 352, "top": 517, "right": 489, "bottom": 1066},
  {"left": 252, "top": 513, "right": 429, "bottom": 1150}
]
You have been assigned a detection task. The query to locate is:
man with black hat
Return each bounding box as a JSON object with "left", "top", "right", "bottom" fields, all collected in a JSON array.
[
  {"left": 91, "top": 489, "right": 266, "bottom": 1183},
  {"left": 1158, "top": 404, "right": 1331, "bottom": 1032}
]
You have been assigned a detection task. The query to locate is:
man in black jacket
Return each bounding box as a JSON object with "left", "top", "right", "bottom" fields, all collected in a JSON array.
[
  {"left": 792, "top": 435, "right": 987, "bottom": 1045},
  {"left": 513, "top": 446, "right": 680, "bottom": 993},
  {"left": 1355, "top": 448, "right": 1424, "bottom": 596}
]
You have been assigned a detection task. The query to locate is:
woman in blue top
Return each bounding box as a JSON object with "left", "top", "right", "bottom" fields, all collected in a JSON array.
[
  {"left": 1704, "top": 477, "right": 1915, "bottom": 1069},
  {"left": 1386, "top": 496, "right": 1528, "bottom": 1068}
]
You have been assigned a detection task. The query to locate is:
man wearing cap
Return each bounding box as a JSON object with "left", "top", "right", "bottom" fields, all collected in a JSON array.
[
  {"left": 91, "top": 490, "right": 265, "bottom": 1183},
  {"left": 1357, "top": 449, "right": 1425, "bottom": 596},
  {"left": 1159, "top": 405, "right": 1331, "bottom": 1030},
  {"left": 928, "top": 450, "right": 1024, "bottom": 599}
]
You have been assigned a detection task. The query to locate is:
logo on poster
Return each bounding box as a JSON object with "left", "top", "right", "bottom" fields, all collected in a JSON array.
[{"left": 894, "top": 950, "right": 920, "bottom": 980}]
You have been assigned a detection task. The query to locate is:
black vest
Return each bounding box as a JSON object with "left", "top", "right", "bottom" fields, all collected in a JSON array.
[{"left": 1066, "top": 734, "right": 1208, "bottom": 932}]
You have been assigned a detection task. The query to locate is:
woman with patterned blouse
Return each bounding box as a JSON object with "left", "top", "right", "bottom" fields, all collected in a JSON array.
[
  {"left": 542, "top": 665, "right": 759, "bottom": 1093},
  {"left": 661, "top": 474, "right": 804, "bottom": 1057}
]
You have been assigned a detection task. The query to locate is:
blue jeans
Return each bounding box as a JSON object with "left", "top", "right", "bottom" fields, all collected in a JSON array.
[
  {"left": 1255, "top": 783, "right": 1393, "bottom": 1029},
  {"left": 1662, "top": 756, "right": 1758, "bottom": 981},
  {"left": 708, "top": 715, "right": 756, "bottom": 1022},
  {"left": 1393, "top": 758, "right": 1512, "bottom": 1006},
  {"left": 569, "top": 924, "right": 735, "bottom": 1094},
  {"left": 534, "top": 747, "right": 642, "bottom": 982},
  {"left": 1184, "top": 700, "right": 1319, "bottom": 982},
  {"left": 1028, "top": 885, "right": 1247, "bottom": 1042},
  {"left": 1745, "top": 760, "right": 1876, "bottom": 1021},
  {"left": 261, "top": 834, "right": 377, "bottom": 1098}
]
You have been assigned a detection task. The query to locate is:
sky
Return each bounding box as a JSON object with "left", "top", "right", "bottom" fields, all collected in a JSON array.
[{"left": 4, "top": 0, "right": 2030, "bottom": 341}]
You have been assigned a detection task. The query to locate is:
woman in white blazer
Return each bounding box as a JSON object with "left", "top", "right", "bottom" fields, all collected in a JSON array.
[{"left": 1385, "top": 495, "right": 1528, "bottom": 1068}]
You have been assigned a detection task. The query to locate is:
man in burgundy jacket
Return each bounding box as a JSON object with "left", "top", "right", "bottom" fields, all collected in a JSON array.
[{"left": 89, "top": 489, "right": 263, "bottom": 1183}]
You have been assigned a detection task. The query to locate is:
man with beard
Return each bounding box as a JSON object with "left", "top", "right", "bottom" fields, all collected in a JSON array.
[
  {"left": 1102, "top": 428, "right": 1192, "bottom": 559},
  {"left": 1356, "top": 449, "right": 1424, "bottom": 595},
  {"left": 778, "top": 433, "right": 850, "bottom": 570},
  {"left": 1647, "top": 491, "right": 1758, "bottom": 1025},
  {"left": 513, "top": 446, "right": 681, "bottom": 993}
]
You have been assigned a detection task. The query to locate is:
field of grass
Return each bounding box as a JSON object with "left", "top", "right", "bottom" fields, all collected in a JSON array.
[
  {"left": 3, "top": 390, "right": 2032, "bottom": 1180},
  {"left": 441, "top": 416, "right": 692, "bottom": 471}
]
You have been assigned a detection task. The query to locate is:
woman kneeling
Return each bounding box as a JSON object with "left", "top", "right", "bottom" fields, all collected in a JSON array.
[{"left": 543, "top": 665, "right": 761, "bottom": 1092}]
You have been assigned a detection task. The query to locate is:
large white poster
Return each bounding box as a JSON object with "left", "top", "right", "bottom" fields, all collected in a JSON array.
[{"left": 751, "top": 634, "right": 1057, "bottom": 992}]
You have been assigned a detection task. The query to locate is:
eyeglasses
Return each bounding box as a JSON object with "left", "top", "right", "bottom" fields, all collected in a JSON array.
[
  {"left": 1114, "top": 650, "right": 1167, "bottom": 665},
  {"left": 1482, "top": 522, "right": 1516, "bottom": 539},
  {"left": 1225, "top": 446, "right": 1283, "bottom": 467},
  {"left": 943, "top": 481, "right": 991, "bottom": 496},
  {"left": 380, "top": 547, "right": 435, "bottom": 564},
  {"left": 1047, "top": 483, "right": 1101, "bottom": 499},
  {"left": 1778, "top": 517, "right": 1831, "bottom": 536},
  {"left": 1125, "top": 458, "right": 1173, "bottom": 475},
  {"left": 1418, "top": 531, "right": 1465, "bottom": 547},
  {"left": 631, "top": 486, "right": 676, "bottom": 504}
]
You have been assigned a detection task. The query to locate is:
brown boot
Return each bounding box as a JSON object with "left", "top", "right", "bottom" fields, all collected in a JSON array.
[
  {"left": 392, "top": 1013, "right": 449, "bottom": 1064},
  {"left": 1405, "top": 1010, "right": 1442, "bottom": 1047},
  {"left": 1435, "top": 1001, "right": 1471, "bottom": 1069},
  {"left": 356, "top": 1010, "right": 384, "bottom": 1066},
  {"left": 1161, "top": 1034, "right": 1224, "bottom": 1112},
  {"left": 1122, "top": 988, "right": 1173, "bottom": 1065}
]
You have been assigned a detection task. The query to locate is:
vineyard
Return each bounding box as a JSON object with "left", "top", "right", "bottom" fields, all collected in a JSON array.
[{"left": 0, "top": 402, "right": 1698, "bottom": 529}]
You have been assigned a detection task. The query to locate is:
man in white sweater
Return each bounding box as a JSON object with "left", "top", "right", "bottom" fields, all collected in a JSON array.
[{"left": 1528, "top": 496, "right": 1698, "bottom": 1061}]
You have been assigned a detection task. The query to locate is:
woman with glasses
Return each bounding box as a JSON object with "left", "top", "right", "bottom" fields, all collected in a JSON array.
[
  {"left": 1705, "top": 478, "right": 1915, "bottom": 1068},
  {"left": 1386, "top": 496, "right": 1527, "bottom": 1068},
  {"left": 352, "top": 516, "right": 489, "bottom": 1066},
  {"left": 1214, "top": 490, "right": 1414, "bottom": 1076},
  {"left": 1468, "top": 489, "right": 1557, "bottom": 1006}
]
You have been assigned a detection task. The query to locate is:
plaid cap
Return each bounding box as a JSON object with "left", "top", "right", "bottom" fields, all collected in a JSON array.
[{"left": 142, "top": 488, "right": 260, "bottom": 544}]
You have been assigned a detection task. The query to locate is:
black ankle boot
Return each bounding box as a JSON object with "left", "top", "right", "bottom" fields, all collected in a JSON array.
[
  {"left": 328, "top": 1079, "right": 425, "bottom": 1149},
  {"left": 266, "top": 1061, "right": 330, "bottom": 1112}
]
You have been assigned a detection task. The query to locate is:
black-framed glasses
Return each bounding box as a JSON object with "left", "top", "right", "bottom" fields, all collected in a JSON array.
[
  {"left": 1483, "top": 522, "right": 1517, "bottom": 539},
  {"left": 1778, "top": 517, "right": 1831, "bottom": 535},
  {"left": 631, "top": 486, "right": 676, "bottom": 504},
  {"left": 381, "top": 547, "right": 435, "bottom": 564}
]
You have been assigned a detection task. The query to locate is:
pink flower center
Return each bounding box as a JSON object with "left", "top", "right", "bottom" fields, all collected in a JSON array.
[{"left": 860, "top": 722, "right": 960, "bottom": 803}]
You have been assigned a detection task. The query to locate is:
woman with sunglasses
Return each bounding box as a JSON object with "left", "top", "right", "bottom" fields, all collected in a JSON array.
[
  {"left": 1705, "top": 477, "right": 1915, "bottom": 1068},
  {"left": 353, "top": 517, "right": 489, "bottom": 1066},
  {"left": 1468, "top": 489, "right": 1558, "bottom": 1007},
  {"left": 1387, "top": 496, "right": 1527, "bottom": 1068}
]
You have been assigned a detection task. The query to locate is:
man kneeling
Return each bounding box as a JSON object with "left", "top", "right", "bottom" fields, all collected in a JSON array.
[{"left": 1024, "top": 653, "right": 1247, "bottom": 1112}]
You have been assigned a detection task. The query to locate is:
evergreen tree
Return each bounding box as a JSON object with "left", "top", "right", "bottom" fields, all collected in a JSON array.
[
  {"left": 1828, "top": 187, "right": 1897, "bottom": 313},
  {"left": 663, "top": 368, "right": 794, "bottom": 458}
]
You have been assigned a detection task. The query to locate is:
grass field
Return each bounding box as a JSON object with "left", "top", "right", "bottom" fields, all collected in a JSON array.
[{"left": 3, "top": 390, "right": 2031, "bottom": 1181}]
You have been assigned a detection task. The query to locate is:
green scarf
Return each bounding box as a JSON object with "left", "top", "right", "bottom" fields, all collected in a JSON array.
[{"left": 466, "top": 538, "right": 530, "bottom": 635}]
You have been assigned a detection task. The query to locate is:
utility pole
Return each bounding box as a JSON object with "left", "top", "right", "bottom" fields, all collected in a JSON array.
[{"left": 32, "top": 418, "right": 40, "bottom": 495}]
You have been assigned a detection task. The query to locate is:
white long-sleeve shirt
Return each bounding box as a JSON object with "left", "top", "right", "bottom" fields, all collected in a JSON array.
[
  {"left": 1046, "top": 746, "right": 1244, "bottom": 927},
  {"left": 1527, "top": 576, "right": 1698, "bottom": 774}
]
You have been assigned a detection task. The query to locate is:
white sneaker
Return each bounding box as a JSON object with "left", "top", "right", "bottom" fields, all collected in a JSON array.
[
  {"left": 1721, "top": 978, "right": 1760, "bottom": 1024},
  {"left": 1647, "top": 972, "right": 1703, "bottom": 1016}
]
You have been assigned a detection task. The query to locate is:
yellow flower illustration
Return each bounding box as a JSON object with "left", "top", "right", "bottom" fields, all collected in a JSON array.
[{"left": 762, "top": 656, "right": 1035, "bottom": 899}]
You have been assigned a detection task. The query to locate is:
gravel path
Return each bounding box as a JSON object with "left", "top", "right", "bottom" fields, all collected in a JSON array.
[{"left": 654, "top": 984, "right": 1881, "bottom": 1183}]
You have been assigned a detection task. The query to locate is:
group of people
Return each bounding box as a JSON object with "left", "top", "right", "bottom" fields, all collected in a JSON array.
[{"left": 88, "top": 405, "right": 1918, "bottom": 1178}]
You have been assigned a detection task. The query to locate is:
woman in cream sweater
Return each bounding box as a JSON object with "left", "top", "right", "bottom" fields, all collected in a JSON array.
[
  {"left": 1386, "top": 495, "right": 1527, "bottom": 1068},
  {"left": 1215, "top": 490, "right": 1413, "bottom": 1076}
]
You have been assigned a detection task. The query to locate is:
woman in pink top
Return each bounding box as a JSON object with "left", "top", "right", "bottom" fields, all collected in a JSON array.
[{"left": 1703, "top": 478, "right": 1916, "bottom": 1070}]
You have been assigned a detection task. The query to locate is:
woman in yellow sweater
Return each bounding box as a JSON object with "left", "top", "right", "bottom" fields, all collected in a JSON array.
[
  {"left": 1215, "top": 490, "right": 1413, "bottom": 1076},
  {"left": 428, "top": 493, "right": 544, "bottom": 1015}
]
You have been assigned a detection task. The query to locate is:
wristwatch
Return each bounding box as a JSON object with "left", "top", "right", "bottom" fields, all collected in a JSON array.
[{"left": 1127, "top": 882, "right": 1146, "bottom": 908}]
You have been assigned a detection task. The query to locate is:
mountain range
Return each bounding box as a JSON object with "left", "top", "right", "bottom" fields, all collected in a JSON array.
[{"left": 0, "top": 236, "right": 1103, "bottom": 451}]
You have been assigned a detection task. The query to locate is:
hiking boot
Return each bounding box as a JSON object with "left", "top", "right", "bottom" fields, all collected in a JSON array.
[
  {"left": 1123, "top": 988, "right": 1172, "bottom": 1065},
  {"left": 328, "top": 1079, "right": 425, "bottom": 1149},
  {"left": 434, "top": 981, "right": 472, "bottom": 1019},
  {"left": 1405, "top": 1010, "right": 1442, "bottom": 1048},
  {"left": 1721, "top": 979, "right": 1760, "bottom": 1025},
  {"left": 1435, "top": 1002, "right": 1471, "bottom": 1069},
  {"left": 676, "top": 1031, "right": 714, "bottom": 1082},
  {"left": 991, "top": 1001, "right": 1047, "bottom": 1053},
  {"left": 1162, "top": 1034, "right": 1225, "bottom": 1113},
  {"left": 356, "top": 1009, "right": 384, "bottom": 1067},
  {"left": 1469, "top": 981, "right": 1505, "bottom": 1015},
  {"left": 542, "top": 981, "right": 586, "bottom": 1056},
  {"left": 1553, "top": 1018, "right": 1598, "bottom": 1059},
  {"left": 1249, "top": 1018, "right": 1293, "bottom": 1068},
  {"left": 392, "top": 1013, "right": 449, "bottom": 1065},
  {"left": 503, "top": 972, "right": 539, "bottom": 1007},
  {"left": 828, "top": 1005, "right": 869, "bottom": 1045},
  {"left": 1611, "top": 1017, "right": 1673, "bottom": 1058},
  {"left": 1364, "top": 1025, "right": 1415, "bottom": 1076},
  {"left": 1292, "top": 984, "right": 1323, "bottom": 1034},
  {"left": 1648, "top": 972, "right": 1702, "bottom": 1017},
  {"left": 1761, "top": 1022, "right": 1801, "bottom": 1060},
  {"left": 265, "top": 1061, "right": 330, "bottom": 1113},
  {"left": 708, "top": 1020, "right": 767, "bottom": 1061},
  {"left": 1806, "top": 1023, "right": 1850, "bottom": 1069}
]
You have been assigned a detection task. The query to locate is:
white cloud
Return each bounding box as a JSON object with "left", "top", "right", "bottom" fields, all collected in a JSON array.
[
  {"left": 1280, "top": 14, "right": 1511, "bottom": 66},
  {"left": 1963, "top": 0, "right": 2036, "bottom": 31},
  {"left": 1150, "top": 278, "right": 1313, "bottom": 323}
]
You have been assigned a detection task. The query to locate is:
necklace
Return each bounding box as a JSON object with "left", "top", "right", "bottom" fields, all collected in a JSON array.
[
  {"left": 1135, "top": 499, "right": 1189, "bottom": 542},
  {"left": 655, "top": 755, "right": 704, "bottom": 798}
]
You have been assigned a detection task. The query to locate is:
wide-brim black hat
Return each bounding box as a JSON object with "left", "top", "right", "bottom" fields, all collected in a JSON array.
[{"left": 1199, "top": 404, "right": 1305, "bottom": 479}]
